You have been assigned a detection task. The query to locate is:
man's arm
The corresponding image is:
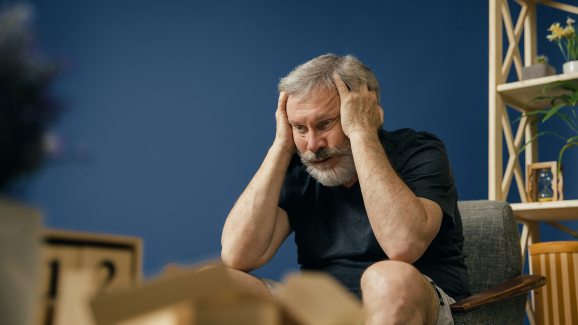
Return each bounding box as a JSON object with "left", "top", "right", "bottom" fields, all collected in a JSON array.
[
  {"left": 221, "top": 93, "right": 294, "bottom": 272},
  {"left": 334, "top": 74, "right": 443, "bottom": 264}
]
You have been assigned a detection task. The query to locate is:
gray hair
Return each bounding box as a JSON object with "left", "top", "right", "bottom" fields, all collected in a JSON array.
[{"left": 278, "top": 54, "right": 380, "bottom": 105}]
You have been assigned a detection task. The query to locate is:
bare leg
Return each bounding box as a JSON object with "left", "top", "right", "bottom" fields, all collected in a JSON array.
[{"left": 360, "top": 260, "right": 439, "bottom": 325}]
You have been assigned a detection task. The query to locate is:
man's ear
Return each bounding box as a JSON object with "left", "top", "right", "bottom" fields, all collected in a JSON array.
[{"left": 378, "top": 106, "right": 384, "bottom": 129}]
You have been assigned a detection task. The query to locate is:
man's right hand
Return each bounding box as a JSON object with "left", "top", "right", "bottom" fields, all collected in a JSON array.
[{"left": 274, "top": 92, "right": 296, "bottom": 154}]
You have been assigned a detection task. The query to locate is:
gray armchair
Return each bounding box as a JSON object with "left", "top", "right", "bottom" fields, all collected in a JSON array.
[{"left": 451, "top": 200, "right": 546, "bottom": 324}]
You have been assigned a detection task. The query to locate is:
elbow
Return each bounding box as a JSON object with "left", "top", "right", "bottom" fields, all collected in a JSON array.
[
  {"left": 221, "top": 248, "right": 256, "bottom": 272},
  {"left": 385, "top": 245, "right": 425, "bottom": 264}
]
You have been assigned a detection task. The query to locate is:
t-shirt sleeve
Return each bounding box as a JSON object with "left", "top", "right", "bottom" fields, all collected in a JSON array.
[{"left": 396, "top": 132, "right": 458, "bottom": 230}]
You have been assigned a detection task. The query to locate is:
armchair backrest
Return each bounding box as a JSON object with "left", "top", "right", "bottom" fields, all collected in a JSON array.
[
  {"left": 457, "top": 200, "right": 523, "bottom": 294},
  {"left": 453, "top": 201, "right": 526, "bottom": 325}
]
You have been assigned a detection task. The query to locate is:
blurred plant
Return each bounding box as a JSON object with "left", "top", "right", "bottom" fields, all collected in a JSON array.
[
  {"left": 514, "top": 80, "right": 578, "bottom": 178},
  {"left": 0, "top": 4, "right": 63, "bottom": 190},
  {"left": 547, "top": 17, "right": 578, "bottom": 62},
  {"left": 535, "top": 55, "right": 548, "bottom": 65}
]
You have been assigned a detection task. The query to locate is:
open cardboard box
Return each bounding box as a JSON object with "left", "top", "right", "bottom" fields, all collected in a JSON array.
[{"left": 79, "top": 263, "right": 363, "bottom": 325}]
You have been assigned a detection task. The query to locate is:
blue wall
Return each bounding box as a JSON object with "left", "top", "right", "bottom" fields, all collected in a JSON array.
[{"left": 13, "top": 0, "right": 578, "bottom": 321}]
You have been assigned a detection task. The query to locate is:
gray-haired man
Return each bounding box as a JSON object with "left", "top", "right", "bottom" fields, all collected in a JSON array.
[{"left": 221, "top": 54, "right": 470, "bottom": 325}]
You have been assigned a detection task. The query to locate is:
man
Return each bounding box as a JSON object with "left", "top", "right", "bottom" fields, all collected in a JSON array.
[{"left": 221, "top": 54, "right": 470, "bottom": 325}]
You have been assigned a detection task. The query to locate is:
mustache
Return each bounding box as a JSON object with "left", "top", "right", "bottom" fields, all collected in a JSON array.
[{"left": 298, "top": 142, "right": 352, "bottom": 164}]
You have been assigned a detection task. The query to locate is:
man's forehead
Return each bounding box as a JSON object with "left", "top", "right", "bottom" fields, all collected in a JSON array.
[{"left": 286, "top": 89, "right": 340, "bottom": 122}]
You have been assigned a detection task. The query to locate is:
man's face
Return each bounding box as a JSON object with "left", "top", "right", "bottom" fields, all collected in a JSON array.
[{"left": 286, "top": 87, "right": 357, "bottom": 186}]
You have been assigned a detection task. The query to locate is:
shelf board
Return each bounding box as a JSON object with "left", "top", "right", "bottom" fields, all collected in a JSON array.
[
  {"left": 515, "top": 1, "right": 578, "bottom": 15},
  {"left": 497, "top": 72, "right": 578, "bottom": 111},
  {"left": 511, "top": 199, "right": 578, "bottom": 222}
]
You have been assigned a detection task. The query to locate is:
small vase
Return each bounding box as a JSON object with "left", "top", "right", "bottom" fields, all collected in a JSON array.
[{"left": 562, "top": 60, "right": 578, "bottom": 74}]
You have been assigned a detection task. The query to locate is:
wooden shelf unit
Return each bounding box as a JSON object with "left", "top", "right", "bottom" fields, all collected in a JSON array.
[
  {"left": 489, "top": 1, "right": 578, "bottom": 323},
  {"left": 511, "top": 199, "right": 578, "bottom": 221}
]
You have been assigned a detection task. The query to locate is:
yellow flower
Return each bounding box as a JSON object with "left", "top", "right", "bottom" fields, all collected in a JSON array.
[
  {"left": 554, "top": 26, "right": 567, "bottom": 38},
  {"left": 549, "top": 22, "right": 561, "bottom": 31},
  {"left": 547, "top": 34, "right": 558, "bottom": 41},
  {"left": 568, "top": 17, "right": 575, "bottom": 25},
  {"left": 565, "top": 25, "right": 575, "bottom": 35}
]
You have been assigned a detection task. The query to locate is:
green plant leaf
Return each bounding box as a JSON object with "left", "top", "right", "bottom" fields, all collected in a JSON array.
[
  {"left": 545, "top": 110, "right": 578, "bottom": 132},
  {"left": 531, "top": 114, "right": 545, "bottom": 127},
  {"left": 572, "top": 92, "right": 578, "bottom": 106},
  {"left": 525, "top": 96, "right": 554, "bottom": 109},
  {"left": 568, "top": 136, "right": 578, "bottom": 143},
  {"left": 552, "top": 80, "right": 578, "bottom": 92},
  {"left": 551, "top": 98, "right": 559, "bottom": 107},
  {"left": 512, "top": 109, "right": 547, "bottom": 124},
  {"left": 550, "top": 94, "right": 572, "bottom": 107},
  {"left": 558, "top": 141, "right": 578, "bottom": 177},
  {"left": 529, "top": 112, "right": 576, "bottom": 131},
  {"left": 556, "top": 40, "right": 569, "bottom": 62},
  {"left": 560, "top": 115, "right": 578, "bottom": 133},
  {"left": 519, "top": 131, "right": 567, "bottom": 155},
  {"left": 554, "top": 111, "right": 572, "bottom": 120},
  {"left": 542, "top": 82, "right": 555, "bottom": 93},
  {"left": 544, "top": 80, "right": 578, "bottom": 93},
  {"left": 559, "top": 94, "right": 572, "bottom": 106},
  {"left": 543, "top": 103, "right": 566, "bottom": 122}
]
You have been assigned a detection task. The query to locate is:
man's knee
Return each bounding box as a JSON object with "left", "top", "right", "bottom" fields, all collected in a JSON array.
[
  {"left": 360, "top": 260, "right": 435, "bottom": 324},
  {"left": 361, "top": 260, "right": 422, "bottom": 294}
]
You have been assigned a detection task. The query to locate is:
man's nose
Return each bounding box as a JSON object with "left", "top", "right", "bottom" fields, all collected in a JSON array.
[{"left": 306, "top": 131, "right": 327, "bottom": 152}]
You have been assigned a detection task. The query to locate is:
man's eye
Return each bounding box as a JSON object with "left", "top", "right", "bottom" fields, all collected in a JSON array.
[
  {"left": 295, "top": 126, "right": 306, "bottom": 132},
  {"left": 322, "top": 120, "right": 335, "bottom": 128}
]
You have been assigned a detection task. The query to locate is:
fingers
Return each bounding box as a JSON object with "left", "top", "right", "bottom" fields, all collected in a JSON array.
[
  {"left": 278, "top": 92, "right": 288, "bottom": 112},
  {"left": 333, "top": 72, "right": 373, "bottom": 95},
  {"left": 332, "top": 72, "right": 349, "bottom": 97}
]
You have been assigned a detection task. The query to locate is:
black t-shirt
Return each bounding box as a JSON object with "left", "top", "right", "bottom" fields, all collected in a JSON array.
[{"left": 278, "top": 128, "right": 471, "bottom": 301}]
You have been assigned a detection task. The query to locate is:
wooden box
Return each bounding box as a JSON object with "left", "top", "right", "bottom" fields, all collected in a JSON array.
[{"left": 36, "top": 229, "right": 142, "bottom": 325}]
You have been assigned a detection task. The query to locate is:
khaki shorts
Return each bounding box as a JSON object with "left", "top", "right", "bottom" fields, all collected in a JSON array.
[{"left": 261, "top": 275, "right": 455, "bottom": 325}]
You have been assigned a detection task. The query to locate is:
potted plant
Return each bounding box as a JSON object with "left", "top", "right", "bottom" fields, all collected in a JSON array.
[
  {"left": 547, "top": 17, "right": 578, "bottom": 74},
  {"left": 0, "top": 5, "right": 62, "bottom": 325},
  {"left": 521, "top": 55, "right": 556, "bottom": 80},
  {"left": 515, "top": 80, "right": 578, "bottom": 178}
]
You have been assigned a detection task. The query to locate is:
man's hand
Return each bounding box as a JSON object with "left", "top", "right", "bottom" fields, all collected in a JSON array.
[
  {"left": 274, "top": 92, "right": 296, "bottom": 154},
  {"left": 333, "top": 73, "right": 384, "bottom": 138}
]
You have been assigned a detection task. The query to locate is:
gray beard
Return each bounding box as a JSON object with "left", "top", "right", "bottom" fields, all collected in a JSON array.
[{"left": 297, "top": 140, "right": 357, "bottom": 187}]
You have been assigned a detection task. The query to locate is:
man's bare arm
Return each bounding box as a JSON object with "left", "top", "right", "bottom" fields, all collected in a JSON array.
[
  {"left": 349, "top": 131, "right": 443, "bottom": 263},
  {"left": 334, "top": 74, "right": 443, "bottom": 263},
  {"left": 221, "top": 93, "right": 294, "bottom": 271}
]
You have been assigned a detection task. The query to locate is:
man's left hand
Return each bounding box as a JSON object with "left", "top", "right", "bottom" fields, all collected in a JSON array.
[{"left": 333, "top": 73, "right": 384, "bottom": 138}]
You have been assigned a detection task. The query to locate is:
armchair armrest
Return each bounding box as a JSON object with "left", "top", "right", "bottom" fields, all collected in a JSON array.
[{"left": 450, "top": 274, "right": 546, "bottom": 312}]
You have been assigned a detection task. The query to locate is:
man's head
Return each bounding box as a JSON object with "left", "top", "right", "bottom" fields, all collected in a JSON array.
[{"left": 278, "top": 54, "right": 380, "bottom": 187}]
